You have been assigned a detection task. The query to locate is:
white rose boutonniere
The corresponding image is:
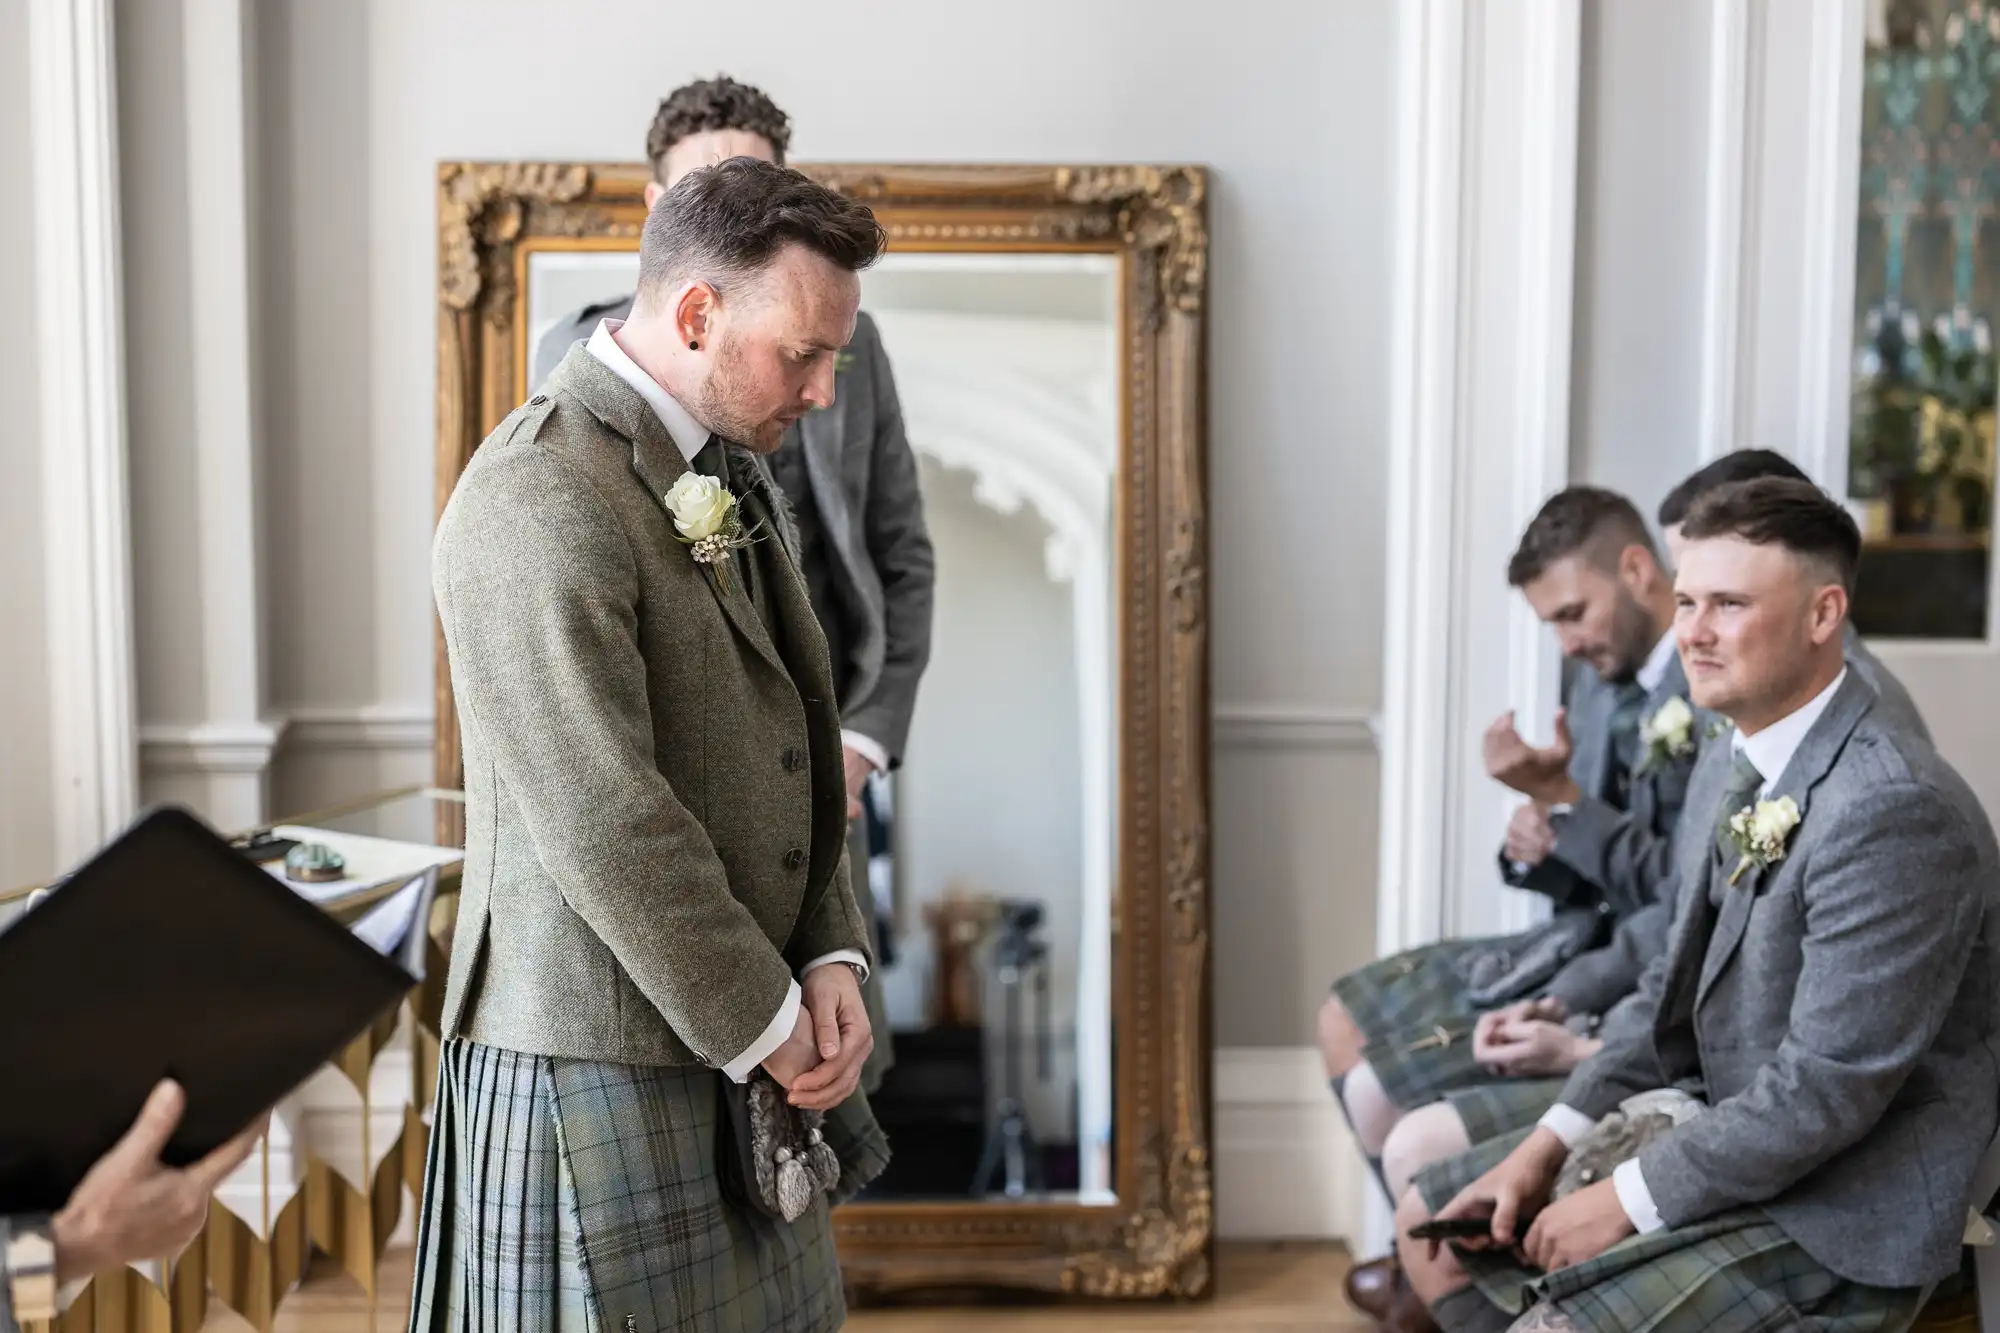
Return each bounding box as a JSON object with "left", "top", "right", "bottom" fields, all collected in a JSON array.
[
  {"left": 663, "top": 471, "right": 765, "bottom": 593},
  {"left": 1723, "top": 795, "right": 1802, "bottom": 886},
  {"left": 1636, "top": 696, "right": 1697, "bottom": 774}
]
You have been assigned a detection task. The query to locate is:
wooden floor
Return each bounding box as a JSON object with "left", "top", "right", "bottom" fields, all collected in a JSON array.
[{"left": 229, "top": 1242, "right": 1375, "bottom": 1332}]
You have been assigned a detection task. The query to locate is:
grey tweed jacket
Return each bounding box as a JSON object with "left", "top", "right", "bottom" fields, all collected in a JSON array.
[
  {"left": 433, "top": 346, "right": 871, "bottom": 1069},
  {"left": 537, "top": 301, "right": 934, "bottom": 762},
  {"left": 1544, "top": 634, "right": 1930, "bottom": 1016},
  {"left": 1503, "top": 656, "right": 1701, "bottom": 923},
  {"left": 1560, "top": 671, "right": 2000, "bottom": 1289}
]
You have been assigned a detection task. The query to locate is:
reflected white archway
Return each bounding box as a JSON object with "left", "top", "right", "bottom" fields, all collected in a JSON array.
[{"left": 873, "top": 305, "right": 1118, "bottom": 1201}]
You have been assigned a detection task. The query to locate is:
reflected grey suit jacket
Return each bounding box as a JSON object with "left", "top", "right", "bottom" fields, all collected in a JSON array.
[
  {"left": 433, "top": 348, "right": 870, "bottom": 1068},
  {"left": 1559, "top": 672, "right": 2000, "bottom": 1289},
  {"left": 536, "top": 300, "right": 934, "bottom": 761},
  {"left": 1545, "top": 635, "right": 1930, "bottom": 1016}
]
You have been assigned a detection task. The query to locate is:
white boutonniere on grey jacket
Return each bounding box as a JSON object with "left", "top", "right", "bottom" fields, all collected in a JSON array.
[
  {"left": 662, "top": 471, "right": 767, "bottom": 594},
  {"left": 1723, "top": 795, "right": 1803, "bottom": 886},
  {"left": 1635, "top": 695, "right": 1698, "bottom": 774}
]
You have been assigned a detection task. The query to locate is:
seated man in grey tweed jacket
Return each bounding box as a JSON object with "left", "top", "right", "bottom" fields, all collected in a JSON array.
[
  {"left": 1324, "top": 490, "right": 1697, "bottom": 1188},
  {"left": 1399, "top": 478, "right": 1999, "bottom": 1333},
  {"left": 1361, "top": 452, "right": 1934, "bottom": 1250}
]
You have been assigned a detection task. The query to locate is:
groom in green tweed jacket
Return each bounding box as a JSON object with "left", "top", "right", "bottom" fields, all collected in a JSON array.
[{"left": 411, "top": 159, "right": 891, "bottom": 1332}]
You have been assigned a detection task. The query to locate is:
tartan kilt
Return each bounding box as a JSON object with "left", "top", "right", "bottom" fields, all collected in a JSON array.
[
  {"left": 1444, "top": 1077, "right": 1567, "bottom": 1147},
  {"left": 1411, "top": 1132, "right": 1926, "bottom": 1333},
  {"left": 408, "top": 1039, "right": 848, "bottom": 1333},
  {"left": 1332, "top": 938, "right": 1490, "bottom": 1038}
]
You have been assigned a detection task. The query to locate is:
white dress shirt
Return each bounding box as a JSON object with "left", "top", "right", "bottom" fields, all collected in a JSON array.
[
  {"left": 586, "top": 320, "right": 868, "bottom": 1083},
  {"left": 1539, "top": 668, "right": 1850, "bottom": 1233},
  {"left": 1635, "top": 630, "right": 1679, "bottom": 696}
]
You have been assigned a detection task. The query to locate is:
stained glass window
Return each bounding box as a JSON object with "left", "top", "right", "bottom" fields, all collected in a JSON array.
[{"left": 1848, "top": 0, "right": 1999, "bottom": 639}]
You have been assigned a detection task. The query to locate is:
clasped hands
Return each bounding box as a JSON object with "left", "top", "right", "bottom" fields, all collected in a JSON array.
[
  {"left": 1425, "top": 1127, "right": 1635, "bottom": 1274},
  {"left": 1472, "top": 997, "right": 1602, "bottom": 1079},
  {"left": 761, "top": 964, "right": 874, "bottom": 1111}
]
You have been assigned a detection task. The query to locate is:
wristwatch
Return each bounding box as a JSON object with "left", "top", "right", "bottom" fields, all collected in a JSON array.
[{"left": 5, "top": 1215, "right": 56, "bottom": 1323}]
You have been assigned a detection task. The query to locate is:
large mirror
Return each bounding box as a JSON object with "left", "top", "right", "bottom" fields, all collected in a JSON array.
[{"left": 435, "top": 162, "right": 1210, "bottom": 1298}]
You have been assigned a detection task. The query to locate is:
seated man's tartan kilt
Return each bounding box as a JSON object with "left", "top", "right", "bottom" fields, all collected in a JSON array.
[{"left": 1408, "top": 1128, "right": 1928, "bottom": 1333}]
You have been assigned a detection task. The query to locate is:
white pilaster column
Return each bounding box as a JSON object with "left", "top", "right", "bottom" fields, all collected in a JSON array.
[{"left": 28, "top": 0, "right": 139, "bottom": 866}]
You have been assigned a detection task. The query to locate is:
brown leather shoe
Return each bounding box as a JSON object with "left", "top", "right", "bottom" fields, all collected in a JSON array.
[
  {"left": 1343, "top": 1254, "right": 1403, "bottom": 1319},
  {"left": 1384, "top": 1278, "right": 1443, "bottom": 1333}
]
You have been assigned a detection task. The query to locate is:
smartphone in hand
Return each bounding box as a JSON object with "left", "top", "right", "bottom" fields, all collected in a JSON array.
[{"left": 1405, "top": 1216, "right": 1493, "bottom": 1242}]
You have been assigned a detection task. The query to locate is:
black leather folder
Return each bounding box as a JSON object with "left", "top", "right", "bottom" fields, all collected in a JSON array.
[{"left": 0, "top": 806, "right": 417, "bottom": 1213}]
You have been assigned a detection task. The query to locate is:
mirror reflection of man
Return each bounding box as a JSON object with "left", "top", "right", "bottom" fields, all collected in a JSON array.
[{"left": 535, "top": 77, "right": 934, "bottom": 1094}]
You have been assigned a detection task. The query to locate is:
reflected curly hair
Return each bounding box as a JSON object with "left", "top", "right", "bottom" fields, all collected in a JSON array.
[{"left": 646, "top": 76, "right": 793, "bottom": 180}]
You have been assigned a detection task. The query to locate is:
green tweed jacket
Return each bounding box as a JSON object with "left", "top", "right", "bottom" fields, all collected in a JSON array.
[{"left": 432, "top": 346, "right": 871, "bottom": 1069}]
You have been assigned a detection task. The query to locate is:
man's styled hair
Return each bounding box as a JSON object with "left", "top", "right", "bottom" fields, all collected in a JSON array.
[
  {"left": 646, "top": 76, "right": 793, "bottom": 180},
  {"left": 1657, "top": 449, "right": 1811, "bottom": 528},
  {"left": 635, "top": 158, "right": 886, "bottom": 307},
  {"left": 1507, "top": 486, "right": 1658, "bottom": 588},
  {"left": 1679, "top": 477, "right": 1862, "bottom": 593}
]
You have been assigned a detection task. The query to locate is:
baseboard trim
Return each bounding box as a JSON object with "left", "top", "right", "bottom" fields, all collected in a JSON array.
[{"left": 1214, "top": 1045, "right": 1367, "bottom": 1242}]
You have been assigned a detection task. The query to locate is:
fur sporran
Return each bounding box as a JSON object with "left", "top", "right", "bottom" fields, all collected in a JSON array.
[
  {"left": 718, "top": 1073, "right": 843, "bottom": 1223},
  {"left": 1552, "top": 1088, "right": 1706, "bottom": 1200}
]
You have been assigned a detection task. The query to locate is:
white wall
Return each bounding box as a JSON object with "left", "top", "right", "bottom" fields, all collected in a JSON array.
[
  {"left": 1570, "top": 0, "right": 1713, "bottom": 508},
  {"left": 234, "top": 0, "right": 1400, "bottom": 1048},
  {"left": 0, "top": 0, "right": 55, "bottom": 890}
]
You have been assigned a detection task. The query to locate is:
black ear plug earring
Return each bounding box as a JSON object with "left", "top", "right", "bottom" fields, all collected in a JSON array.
[{"left": 688, "top": 339, "right": 700, "bottom": 350}]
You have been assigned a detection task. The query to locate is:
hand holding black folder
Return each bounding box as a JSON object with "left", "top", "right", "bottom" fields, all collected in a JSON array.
[{"left": 0, "top": 807, "right": 418, "bottom": 1213}]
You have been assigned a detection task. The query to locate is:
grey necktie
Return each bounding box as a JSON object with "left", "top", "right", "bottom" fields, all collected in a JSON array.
[
  {"left": 1710, "top": 747, "right": 1766, "bottom": 903},
  {"left": 1713, "top": 747, "right": 1766, "bottom": 853},
  {"left": 1606, "top": 680, "right": 1650, "bottom": 799}
]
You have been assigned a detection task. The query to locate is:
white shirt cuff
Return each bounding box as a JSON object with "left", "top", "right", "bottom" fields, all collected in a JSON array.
[
  {"left": 841, "top": 731, "right": 889, "bottom": 773},
  {"left": 1612, "top": 1157, "right": 1666, "bottom": 1234},
  {"left": 803, "top": 950, "right": 869, "bottom": 983},
  {"left": 1537, "top": 1103, "right": 1598, "bottom": 1150},
  {"left": 722, "top": 980, "right": 802, "bottom": 1084}
]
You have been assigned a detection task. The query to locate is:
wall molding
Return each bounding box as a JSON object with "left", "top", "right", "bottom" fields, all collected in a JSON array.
[
  {"left": 1696, "top": 0, "right": 1760, "bottom": 464},
  {"left": 144, "top": 702, "right": 1381, "bottom": 770},
  {"left": 1696, "top": 0, "right": 1867, "bottom": 490},
  {"left": 1794, "top": 0, "right": 1868, "bottom": 492},
  {"left": 139, "top": 719, "right": 289, "bottom": 775},
  {"left": 1213, "top": 1046, "right": 1366, "bottom": 1242},
  {"left": 284, "top": 703, "right": 435, "bottom": 753},
  {"left": 27, "top": 0, "right": 139, "bottom": 867},
  {"left": 179, "top": 0, "right": 272, "bottom": 835},
  {"left": 1212, "top": 705, "right": 1380, "bottom": 752},
  {"left": 1379, "top": 0, "right": 1578, "bottom": 958}
]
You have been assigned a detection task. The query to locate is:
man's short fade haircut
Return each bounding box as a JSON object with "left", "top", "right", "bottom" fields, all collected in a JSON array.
[
  {"left": 1679, "top": 477, "right": 1861, "bottom": 594},
  {"left": 647, "top": 76, "right": 793, "bottom": 180},
  {"left": 1657, "top": 449, "right": 1810, "bottom": 528},
  {"left": 635, "top": 158, "right": 886, "bottom": 309},
  {"left": 1507, "top": 486, "right": 1658, "bottom": 588}
]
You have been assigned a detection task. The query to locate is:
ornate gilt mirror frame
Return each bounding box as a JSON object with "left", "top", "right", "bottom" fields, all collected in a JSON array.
[{"left": 433, "top": 161, "right": 1213, "bottom": 1300}]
